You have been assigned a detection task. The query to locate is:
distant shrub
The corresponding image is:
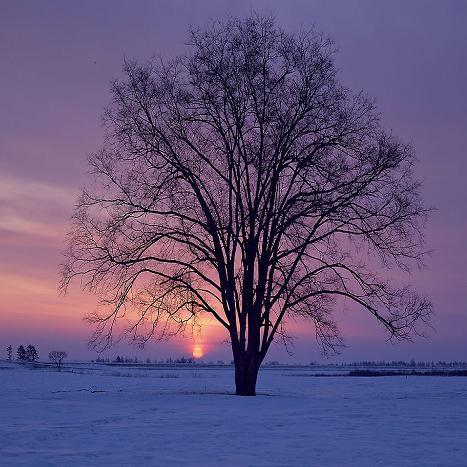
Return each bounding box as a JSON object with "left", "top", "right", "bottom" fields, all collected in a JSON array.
[{"left": 48, "top": 350, "right": 67, "bottom": 370}]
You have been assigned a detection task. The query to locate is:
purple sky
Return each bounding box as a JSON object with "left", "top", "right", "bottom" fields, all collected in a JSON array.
[{"left": 1, "top": 0, "right": 466, "bottom": 362}]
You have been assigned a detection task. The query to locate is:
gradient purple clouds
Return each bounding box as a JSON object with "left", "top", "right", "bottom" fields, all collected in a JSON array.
[{"left": 1, "top": 0, "right": 466, "bottom": 361}]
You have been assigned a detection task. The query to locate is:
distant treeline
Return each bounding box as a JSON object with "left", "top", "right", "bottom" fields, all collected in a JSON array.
[
  {"left": 5, "top": 345, "right": 39, "bottom": 362},
  {"left": 89, "top": 357, "right": 467, "bottom": 368},
  {"left": 93, "top": 355, "right": 228, "bottom": 365},
  {"left": 348, "top": 369, "right": 467, "bottom": 377},
  {"left": 338, "top": 360, "right": 467, "bottom": 368}
]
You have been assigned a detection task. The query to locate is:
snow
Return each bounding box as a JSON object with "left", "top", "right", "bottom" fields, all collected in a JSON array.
[{"left": 1, "top": 362, "right": 466, "bottom": 466}]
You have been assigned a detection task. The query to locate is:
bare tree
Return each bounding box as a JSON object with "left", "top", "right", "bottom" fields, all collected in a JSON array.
[
  {"left": 62, "top": 15, "right": 431, "bottom": 395},
  {"left": 48, "top": 350, "right": 67, "bottom": 370}
]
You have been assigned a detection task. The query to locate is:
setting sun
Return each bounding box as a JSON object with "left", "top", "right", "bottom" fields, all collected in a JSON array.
[{"left": 192, "top": 345, "right": 203, "bottom": 359}]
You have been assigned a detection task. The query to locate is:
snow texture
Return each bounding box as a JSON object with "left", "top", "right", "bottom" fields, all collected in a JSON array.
[{"left": 1, "top": 362, "right": 466, "bottom": 466}]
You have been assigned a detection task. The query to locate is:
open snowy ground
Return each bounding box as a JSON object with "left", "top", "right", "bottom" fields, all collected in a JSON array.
[{"left": 1, "top": 362, "right": 466, "bottom": 466}]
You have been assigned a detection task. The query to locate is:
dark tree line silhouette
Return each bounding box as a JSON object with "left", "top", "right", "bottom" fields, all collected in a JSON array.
[{"left": 15, "top": 345, "right": 38, "bottom": 362}]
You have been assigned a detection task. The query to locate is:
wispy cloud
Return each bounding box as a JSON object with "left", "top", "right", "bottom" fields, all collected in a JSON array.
[
  {"left": 0, "top": 272, "right": 55, "bottom": 299},
  {"left": 0, "top": 176, "right": 78, "bottom": 239},
  {"left": 0, "top": 214, "right": 66, "bottom": 239},
  {"left": 0, "top": 176, "right": 77, "bottom": 206}
]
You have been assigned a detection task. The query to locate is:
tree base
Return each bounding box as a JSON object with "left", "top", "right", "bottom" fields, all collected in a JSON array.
[
  {"left": 235, "top": 387, "right": 257, "bottom": 396},
  {"left": 234, "top": 358, "right": 259, "bottom": 396}
]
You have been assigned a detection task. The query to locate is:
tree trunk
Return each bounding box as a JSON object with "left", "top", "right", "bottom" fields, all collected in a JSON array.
[{"left": 234, "top": 355, "right": 260, "bottom": 396}]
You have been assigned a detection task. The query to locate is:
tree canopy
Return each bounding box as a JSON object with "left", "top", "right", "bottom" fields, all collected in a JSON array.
[{"left": 62, "top": 14, "right": 431, "bottom": 395}]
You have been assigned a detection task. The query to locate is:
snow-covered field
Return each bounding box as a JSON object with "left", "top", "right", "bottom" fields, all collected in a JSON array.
[{"left": 1, "top": 362, "right": 466, "bottom": 466}]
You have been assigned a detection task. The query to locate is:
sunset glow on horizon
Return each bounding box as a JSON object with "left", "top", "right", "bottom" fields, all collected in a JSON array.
[{"left": 192, "top": 345, "right": 204, "bottom": 359}]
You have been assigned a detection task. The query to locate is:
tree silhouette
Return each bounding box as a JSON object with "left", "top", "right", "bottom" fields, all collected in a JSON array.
[
  {"left": 25, "top": 345, "right": 38, "bottom": 362},
  {"left": 17, "top": 345, "right": 26, "bottom": 361},
  {"left": 62, "top": 14, "right": 431, "bottom": 395},
  {"left": 7, "top": 345, "right": 12, "bottom": 361},
  {"left": 48, "top": 350, "right": 67, "bottom": 370}
]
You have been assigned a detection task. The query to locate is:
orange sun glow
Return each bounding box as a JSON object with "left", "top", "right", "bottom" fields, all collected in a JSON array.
[{"left": 192, "top": 345, "right": 203, "bottom": 359}]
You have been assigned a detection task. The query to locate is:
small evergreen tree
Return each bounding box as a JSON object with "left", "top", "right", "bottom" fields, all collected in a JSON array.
[
  {"left": 7, "top": 345, "right": 12, "bottom": 361},
  {"left": 17, "top": 345, "right": 26, "bottom": 361},
  {"left": 25, "top": 345, "right": 38, "bottom": 362}
]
